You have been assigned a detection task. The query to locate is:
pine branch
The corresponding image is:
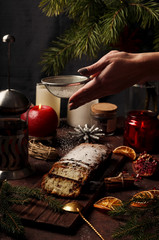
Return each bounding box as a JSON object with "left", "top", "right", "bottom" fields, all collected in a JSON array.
[
  {"left": 39, "top": 0, "right": 67, "bottom": 16},
  {"left": 0, "top": 180, "right": 63, "bottom": 238},
  {"left": 39, "top": 0, "right": 159, "bottom": 75},
  {"left": 113, "top": 216, "right": 159, "bottom": 239},
  {"left": 41, "top": 36, "right": 77, "bottom": 75},
  {"left": 8, "top": 183, "right": 64, "bottom": 212},
  {"left": 130, "top": 1, "right": 159, "bottom": 28},
  {"left": 111, "top": 198, "right": 159, "bottom": 239},
  {"left": 100, "top": 0, "right": 159, "bottom": 45},
  {"left": 0, "top": 210, "right": 25, "bottom": 239},
  {"left": 66, "top": 0, "right": 107, "bottom": 22},
  {"left": 40, "top": 21, "right": 103, "bottom": 75},
  {"left": 100, "top": 7, "right": 128, "bottom": 45},
  {"left": 153, "top": 27, "right": 159, "bottom": 51}
]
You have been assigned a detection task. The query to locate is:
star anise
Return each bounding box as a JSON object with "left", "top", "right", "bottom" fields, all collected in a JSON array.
[{"left": 69, "top": 124, "right": 105, "bottom": 143}]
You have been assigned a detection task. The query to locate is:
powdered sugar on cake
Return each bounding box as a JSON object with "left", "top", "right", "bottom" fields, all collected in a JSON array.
[
  {"left": 41, "top": 143, "right": 110, "bottom": 198},
  {"left": 62, "top": 143, "right": 108, "bottom": 168}
]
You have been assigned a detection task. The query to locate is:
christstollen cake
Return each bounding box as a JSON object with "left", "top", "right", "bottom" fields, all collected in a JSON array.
[{"left": 41, "top": 143, "right": 110, "bottom": 198}]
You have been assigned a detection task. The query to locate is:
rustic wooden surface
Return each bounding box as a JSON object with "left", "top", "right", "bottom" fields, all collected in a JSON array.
[
  {"left": 10, "top": 120, "right": 126, "bottom": 231},
  {"left": 1, "top": 119, "right": 159, "bottom": 240}
]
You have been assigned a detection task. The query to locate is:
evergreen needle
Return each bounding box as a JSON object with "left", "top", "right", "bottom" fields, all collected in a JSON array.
[
  {"left": 0, "top": 180, "right": 63, "bottom": 239},
  {"left": 39, "top": 0, "right": 159, "bottom": 75},
  {"left": 111, "top": 197, "right": 159, "bottom": 239}
]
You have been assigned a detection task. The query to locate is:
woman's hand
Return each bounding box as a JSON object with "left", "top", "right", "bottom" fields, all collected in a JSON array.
[{"left": 69, "top": 50, "right": 159, "bottom": 110}]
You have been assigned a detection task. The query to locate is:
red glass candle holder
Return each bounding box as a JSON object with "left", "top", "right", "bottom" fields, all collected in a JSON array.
[{"left": 124, "top": 110, "right": 159, "bottom": 153}]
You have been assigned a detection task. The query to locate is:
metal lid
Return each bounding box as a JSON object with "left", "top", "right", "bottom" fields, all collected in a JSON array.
[{"left": 0, "top": 89, "right": 30, "bottom": 114}]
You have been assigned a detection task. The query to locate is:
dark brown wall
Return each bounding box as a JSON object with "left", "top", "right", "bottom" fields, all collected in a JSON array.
[{"left": 1, "top": 1, "right": 156, "bottom": 117}]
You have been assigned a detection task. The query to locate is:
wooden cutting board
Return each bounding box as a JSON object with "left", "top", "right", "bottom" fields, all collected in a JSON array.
[
  {"left": 11, "top": 153, "right": 125, "bottom": 231},
  {"left": 11, "top": 123, "right": 126, "bottom": 231}
]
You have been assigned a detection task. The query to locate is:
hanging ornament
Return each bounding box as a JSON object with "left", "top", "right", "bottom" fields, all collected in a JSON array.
[{"left": 69, "top": 124, "right": 105, "bottom": 143}]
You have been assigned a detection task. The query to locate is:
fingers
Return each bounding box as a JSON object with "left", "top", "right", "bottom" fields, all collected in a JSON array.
[
  {"left": 70, "top": 51, "right": 122, "bottom": 109},
  {"left": 78, "top": 50, "right": 120, "bottom": 77},
  {"left": 69, "top": 78, "right": 100, "bottom": 109},
  {"left": 78, "top": 56, "right": 109, "bottom": 77},
  {"left": 78, "top": 63, "right": 104, "bottom": 76},
  {"left": 90, "top": 72, "right": 101, "bottom": 79}
]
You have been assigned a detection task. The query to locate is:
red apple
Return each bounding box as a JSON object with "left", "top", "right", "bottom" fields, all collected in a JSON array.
[{"left": 21, "top": 105, "right": 58, "bottom": 137}]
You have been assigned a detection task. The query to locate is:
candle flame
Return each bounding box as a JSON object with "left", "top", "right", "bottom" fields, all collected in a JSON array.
[
  {"left": 141, "top": 121, "right": 144, "bottom": 128},
  {"left": 39, "top": 104, "right": 42, "bottom": 110}
]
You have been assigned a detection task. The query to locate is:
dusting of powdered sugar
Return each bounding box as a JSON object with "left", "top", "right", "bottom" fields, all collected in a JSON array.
[
  {"left": 48, "top": 85, "right": 84, "bottom": 98},
  {"left": 62, "top": 144, "right": 108, "bottom": 168},
  {"left": 56, "top": 127, "right": 81, "bottom": 156}
]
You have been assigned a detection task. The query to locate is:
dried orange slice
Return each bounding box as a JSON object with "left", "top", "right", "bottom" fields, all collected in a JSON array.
[
  {"left": 131, "top": 190, "right": 154, "bottom": 207},
  {"left": 94, "top": 196, "right": 122, "bottom": 211},
  {"left": 113, "top": 146, "right": 136, "bottom": 161}
]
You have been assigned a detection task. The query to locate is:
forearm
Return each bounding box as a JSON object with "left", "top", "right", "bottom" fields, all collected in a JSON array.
[{"left": 136, "top": 52, "right": 159, "bottom": 83}]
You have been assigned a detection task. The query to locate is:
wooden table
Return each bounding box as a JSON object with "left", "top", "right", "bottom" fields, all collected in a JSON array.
[{"left": 1, "top": 120, "right": 159, "bottom": 240}]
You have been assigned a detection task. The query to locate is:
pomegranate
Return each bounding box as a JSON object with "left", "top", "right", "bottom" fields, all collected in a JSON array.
[{"left": 132, "top": 152, "right": 158, "bottom": 177}]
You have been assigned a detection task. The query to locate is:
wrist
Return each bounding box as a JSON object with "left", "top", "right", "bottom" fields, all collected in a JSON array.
[{"left": 137, "top": 52, "right": 159, "bottom": 82}]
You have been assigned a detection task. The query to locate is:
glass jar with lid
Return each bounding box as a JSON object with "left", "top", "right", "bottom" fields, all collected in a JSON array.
[
  {"left": 124, "top": 110, "right": 159, "bottom": 152},
  {"left": 90, "top": 102, "right": 118, "bottom": 135}
]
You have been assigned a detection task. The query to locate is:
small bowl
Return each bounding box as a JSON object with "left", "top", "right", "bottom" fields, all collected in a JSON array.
[{"left": 41, "top": 75, "right": 89, "bottom": 98}]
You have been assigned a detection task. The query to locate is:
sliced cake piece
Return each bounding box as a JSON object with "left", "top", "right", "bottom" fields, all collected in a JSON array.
[
  {"left": 48, "top": 160, "right": 89, "bottom": 184},
  {"left": 41, "top": 174, "right": 81, "bottom": 198}
]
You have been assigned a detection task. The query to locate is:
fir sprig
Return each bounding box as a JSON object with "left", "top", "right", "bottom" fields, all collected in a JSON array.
[
  {"left": 39, "top": 0, "right": 159, "bottom": 75},
  {"left": 0, "top": 180, "right": 63, "bottom": 239},
  {"left": 110, "top": 197, "right": 159, "bottom": 239},
  {"left": 38, "top": 0, "right": 67, "bottom": 16}
]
